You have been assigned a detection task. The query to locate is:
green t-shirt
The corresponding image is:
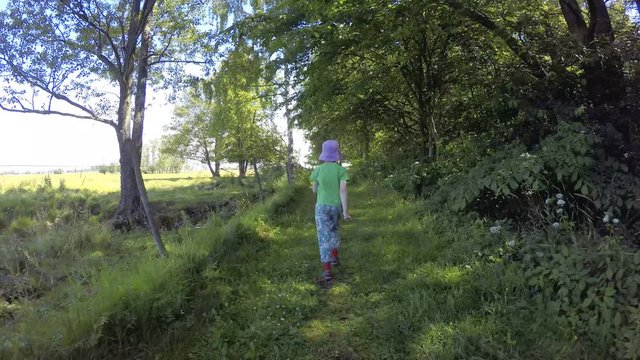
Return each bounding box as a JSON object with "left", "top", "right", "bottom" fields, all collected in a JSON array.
[{"left": 310, "top": 162, "right": 350, "bottom": 207}]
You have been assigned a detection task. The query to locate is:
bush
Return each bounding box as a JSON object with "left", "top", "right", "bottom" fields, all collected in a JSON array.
[
  {"left": 429, "top": 122, "right": 640, "bottom": 235},
  {"left": 523, "top": 235, "right": 640, "bottom": 359}
]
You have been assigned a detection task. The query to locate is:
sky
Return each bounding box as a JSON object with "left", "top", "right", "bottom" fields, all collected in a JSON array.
[
  {"left": 0, "top": 91, "right": 310, "bottom": 173},
  {"left": 0, "top": 100, "right": 175, "bottom": 171},
  {"left": 0, "top": 0, "right": 309, "bottom": 173}
]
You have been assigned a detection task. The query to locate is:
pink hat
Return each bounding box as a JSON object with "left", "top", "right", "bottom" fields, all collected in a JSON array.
[{"left": 319, "top": 140, "right": 341, "bottom": 162}]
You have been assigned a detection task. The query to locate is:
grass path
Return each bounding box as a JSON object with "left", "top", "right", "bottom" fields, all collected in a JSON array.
[{"left": 182, "top": 184, "right": 572, "bottom": 360}]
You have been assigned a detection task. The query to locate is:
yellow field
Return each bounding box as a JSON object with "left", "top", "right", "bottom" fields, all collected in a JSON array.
[{"left": 0, "top": 171, "right": 236, "bottom": 193}]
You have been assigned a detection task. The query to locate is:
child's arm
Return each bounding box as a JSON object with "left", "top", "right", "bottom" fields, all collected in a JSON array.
[{"left": 340, "top": 180, "right": 350, "bottom": 220}]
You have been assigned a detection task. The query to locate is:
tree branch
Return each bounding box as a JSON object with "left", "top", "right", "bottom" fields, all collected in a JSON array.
[
  {"left": 148, "top": 59, "right": 208, "bottom": 66},
  {"left": 442, "top": 0, "right": 546, "bottom": 79},
  {"left": 63, "top": 2, "right": 123, "bottom": 72},
  {"left": 4, "top": 63, "right": 105, "bottom": 121},
  {"left": 559, "top": 0, "right": 589, "bottom": 45},
  {"left": 586, "top": 0, "right": 615, "bottom": 42},
  {"left": 0, "top": 103, "right": 116, "bottom": 128}
]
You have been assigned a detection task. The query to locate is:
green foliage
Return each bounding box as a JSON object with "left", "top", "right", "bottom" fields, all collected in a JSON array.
[
  {"left": 429, "top": 122, "right": 640, "bottom": 228},
  {"left": 523, "top": 236, "right": 640, "bottom": 359},
  {"left": 142, "top": 139, "right": 184, "bottom": 174}
]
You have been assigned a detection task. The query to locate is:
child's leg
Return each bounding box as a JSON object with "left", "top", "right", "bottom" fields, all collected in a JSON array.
[
  {"left": 329, "top": 207, "right": 340, "bottom": 265},
  {"left": 315, "top": 204, "right": 340, "bottom": 279},
  {"left": 331, "top": 248, "right": 339, "bottom": 266}
]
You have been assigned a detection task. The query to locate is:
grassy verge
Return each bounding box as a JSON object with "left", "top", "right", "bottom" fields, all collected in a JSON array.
[
  {"left": 0, "top": 180, "right": 301, "bottom": 359},
  {"left": 0, "top": 173, "right": 263, "bottom": 306}
]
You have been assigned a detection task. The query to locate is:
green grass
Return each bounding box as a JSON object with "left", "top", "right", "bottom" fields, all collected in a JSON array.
[
  {"left": 0, "top": 171, "right": 228, "bottom": 193},
  {"left": 0, "top": 179, "right": 606, "bottom": 359},
  {"left": 0, "top": 172, "right": 263, "bottom": 226},
  {"left": 0, "top": 171, "right": 267, "bottom": 353},
  {"left": 179, "top": 183, "right": 584, "bottom": 359},
  {"left": 0, "top": 181, "right": 301, "bottom": 359}
]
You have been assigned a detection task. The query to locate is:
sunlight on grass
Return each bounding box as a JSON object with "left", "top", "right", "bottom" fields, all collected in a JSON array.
[
  {"left": 0, "top": 301, "right": 20, "bottom": 322},
  {"left": 407, "top": 263, "right": 468, "bottom": 284},
  {"left": 411, "top": 322, "right": 458, "bottom": 358},
  {"left": 88, "top": 250, "right": 104, "bottom": 259},
  {"left": 0, "top": 171, "right": 216, "bottom": 193},
  {"left": 409, "top": 317, "right": 500, "bottom": 359},
  {"left": 301, "top": 317, "right": 351, "bottom": 343}
]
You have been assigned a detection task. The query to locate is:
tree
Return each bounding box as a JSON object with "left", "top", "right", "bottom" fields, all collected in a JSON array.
[
  {"left": 557, "top": 0, "right": 635, "bottom": 163},
  {"left": 248, "top": 0, "right": 495, "bottom": 164},
  {"left": 0, "top": 0, "right": 210, "bottom": 255},
  {"left": 162, "top": 80, "right": 222, "bottom": 178},
  {"left": 211, "top": 43, "right": 274, "bottom": 178},
  {"left": 143, "top": 138, "right": 184, "bottom": 173},
  {"left": 441, "top": 0, "right": 639, "bottom": 173}
]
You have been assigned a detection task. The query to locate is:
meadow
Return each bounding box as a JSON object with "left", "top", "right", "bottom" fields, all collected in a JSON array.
[{"left": 0, "top": 170, "right": 268, "bottom": 355}]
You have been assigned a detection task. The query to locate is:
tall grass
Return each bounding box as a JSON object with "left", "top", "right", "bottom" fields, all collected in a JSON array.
[{"left": 0, "top": 182, "right": 302, "bottom": 359}]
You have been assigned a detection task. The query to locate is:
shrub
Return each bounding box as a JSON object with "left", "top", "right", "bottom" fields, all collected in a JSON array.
[
  {"left": 429, "top": 122, "right": 640, "bottom": 234},
  {"left": 523, "top": 235, "right": 640, "bottom": 359}
]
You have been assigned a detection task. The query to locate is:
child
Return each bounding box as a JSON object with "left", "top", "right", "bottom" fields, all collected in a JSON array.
[{"left": 310, "top": 140, "right": 350, "bottom": 288}]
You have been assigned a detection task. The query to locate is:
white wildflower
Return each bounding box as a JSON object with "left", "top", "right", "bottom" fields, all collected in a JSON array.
[
  {"left": 552, "top": 222, "right": 561, "bottom": 229},
  {"left": 556, "top": 208, "right": 563, "bottom": 214},
  {"left": 556, "top": 193, "right": 564, "bottom": 199},
  {"left": 489, "top": 226, "right": 502, "bottom": 234},
  {"left": 557, "top": 199, "right": 565, "bottom": 206},
  {"left": 414, "top": 161, "right": 420, "bottom": 165},
  {"left": 603, "top": 216, "right": 610, "bottom": 223},
  {"left": 507, "top": 240, "right": 515, "bottom": 247},
  {"left": 613, "top": 218, "right": 619, "bottom": 224}
]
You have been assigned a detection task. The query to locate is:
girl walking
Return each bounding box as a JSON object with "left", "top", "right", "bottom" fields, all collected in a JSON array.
[{"left": 310, "top": 140, "right": 350, "bottom": 288}]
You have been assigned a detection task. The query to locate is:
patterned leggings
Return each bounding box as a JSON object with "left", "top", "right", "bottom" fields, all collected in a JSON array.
[{"left": 315, "top": 204, "right": 341, "bottom": 263}]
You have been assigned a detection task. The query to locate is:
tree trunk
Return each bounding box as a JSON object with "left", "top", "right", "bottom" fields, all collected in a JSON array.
[
  {"left": 559, "top": 0, "right": 632, "bottom": 166},
  {"left": 114, "top": 132, "right": 143, "bottom": 229},
  {"left": 111, "top": 8, "right": 166, "bottom": 257},
  {"left": 239, "top": 159, "right": 248, "bottom": 178},
  {"left": 205, "top": 159, "right": 217, "bottom": 178},
  {"left": 253, "top": 158, "right": 265, "bottom": 203},
  {"left": 113, "top": 71, "right": 142, "bottom": 227},
  {"left": 113, "top": 0, "right": 146, "bottom": 226},
  {"left": 559, "top": 0, "right": 625, "bottom": 107},
  {"left": 285, "top": 64, "right": 294, "bottom": 185},
  {"left": 126, "top": 139, "right": 167, "bottom": 257},
  {"left": 360, "top": 119, "right": 371, "bottom": 161},
  {"left": 203, "top": 142, "right": 219, "bottom": 178}
]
